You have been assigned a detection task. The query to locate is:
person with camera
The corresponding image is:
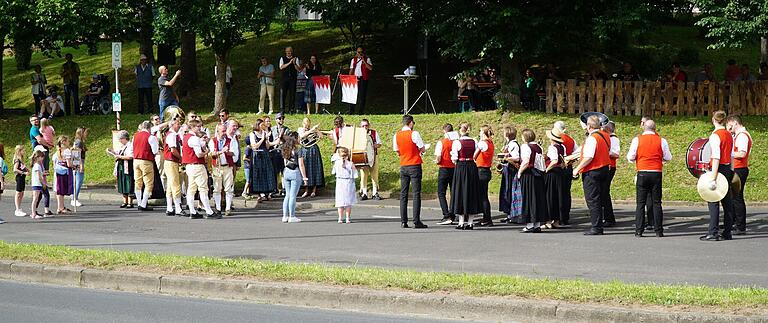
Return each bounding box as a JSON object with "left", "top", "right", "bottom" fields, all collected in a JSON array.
[{"left": 157, "top": 66, "right": 182, "bottom": 120}]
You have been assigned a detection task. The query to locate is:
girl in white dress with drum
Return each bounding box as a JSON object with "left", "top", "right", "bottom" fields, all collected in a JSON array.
[{"left": 332, "top": 147, "right": 358, "bottom": 223}]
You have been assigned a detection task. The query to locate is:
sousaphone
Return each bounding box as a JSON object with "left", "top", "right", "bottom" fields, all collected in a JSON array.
[
  {"left": 579, "top": 112, "right": 610, "bottom": 130},
  {"left": 163, "top": 105, "right": 185, "bottom": 122}
]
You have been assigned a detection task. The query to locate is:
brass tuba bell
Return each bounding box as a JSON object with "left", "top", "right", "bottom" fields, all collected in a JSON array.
[{"left": 163, "top": 105, "right": 185, "bottom": 122}]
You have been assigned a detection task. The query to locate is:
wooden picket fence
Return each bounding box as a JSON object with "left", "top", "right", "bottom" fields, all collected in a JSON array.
[{"left": 544, "top": 79, "right": 768, "bottom": 116}]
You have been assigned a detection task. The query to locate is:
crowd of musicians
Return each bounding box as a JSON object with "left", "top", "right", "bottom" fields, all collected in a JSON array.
[{"left": 30, "top": 106, "right": 749, "bottom": 240}]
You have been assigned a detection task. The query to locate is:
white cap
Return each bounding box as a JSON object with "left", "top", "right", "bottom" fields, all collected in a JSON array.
[
  {"left": 33, "top": 145, "right": 47, "bottom": 152},
  {"left": 554, "top": 121, "right": 566, "bottom": 132}
]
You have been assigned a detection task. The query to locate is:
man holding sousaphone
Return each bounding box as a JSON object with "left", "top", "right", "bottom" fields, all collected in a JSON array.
[{"left": 571, "top": 114, "right": 612, "bottom": 236}]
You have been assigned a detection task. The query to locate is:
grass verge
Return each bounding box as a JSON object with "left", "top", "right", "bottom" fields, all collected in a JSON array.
[{"left": 0, "top": 241, "right": 766, "bottom": 313}]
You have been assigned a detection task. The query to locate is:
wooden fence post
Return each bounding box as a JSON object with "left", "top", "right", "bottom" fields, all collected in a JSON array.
[
  {"left": 567, "top": 79, "right": 576, "bottom": 114},
  {"left": 546, "top": 79, "right": 554, "bottom": 114},
  {"left": 633, "top": 81, "right": 643, "bottom": 116},
  {"left": 577, "top": 81, "right": 587, "bottom": 114},
  {"left": 596, "top": 81, "right": 604, "bottom": 113},
  {"left": 604, "top": 80, "right": 615, "bottom": 114},
  {"left": 555, "top": 81, "right": 566, "bottom": 113}
]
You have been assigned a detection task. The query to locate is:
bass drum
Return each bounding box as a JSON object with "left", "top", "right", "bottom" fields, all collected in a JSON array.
[
  {"left": 351, "top": 139, "right": 375, "bottom": 167},
  {"left": 686, "top": 138, "right": 711, "bottom": 178}
]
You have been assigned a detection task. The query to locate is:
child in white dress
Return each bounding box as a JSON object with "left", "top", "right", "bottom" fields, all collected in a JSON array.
[{"left": 332, "top": 147, "right": 358, "bottom": 223}]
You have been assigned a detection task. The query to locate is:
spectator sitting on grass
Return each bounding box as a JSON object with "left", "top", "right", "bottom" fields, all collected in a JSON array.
[
  {"left": 724, "top": 59, "right": 740, "bottom": 81},
  {"left": 759, "top": 62, "right": 768, "bottom": 80},
  {"left": 613, "top": 62, "right": 641, "bottom": 81},
  {"left": 694, "top": 63, "right": 717, "bottom": 83},
  {"left": 736, "top": 64, "right": 756, "bottom": 82},
  {"left": 41, "top": 90, "right": 65, "bottom": 119}
]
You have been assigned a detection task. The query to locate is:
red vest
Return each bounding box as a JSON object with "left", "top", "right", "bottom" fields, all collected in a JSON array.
[
  {"left": 437, "top": 137, "right": 454, "bottom": 169},
  {"left": 163, "top": 132, "right": 182, "bottom": 163},
  {"left": 475, "top": 140, "right": 494, "bottom": 168},
  {"left": 714, "top": 128, "right": 733, "bottom": 165},
  {"left": 396, "top": 130, "right": 422, "bottom": 166},
  {"left": 353, "top": 57, "right": 370, "bottom": 81},
  {"left": 182, "top": 133, "right": 205, "bottom": 165},
  {"left": 606, "top": 132, "right": 618, "bottom": 168},
  {"left": 561, "top": 133, "right": 576, "bottom": 155},
  {"left": 334, "top": 127, "right": 342, "bottom": 146},
  {"left": 733, "top": 131, "right": 751, "bottom": 169},
  {"left": 369, "top": 129, "right": 378, "bottom": 154},
  {"left": 580, "top": 131, "right": 611, "bottom": 173},
  {"left": 457, "top": 139, "right": 476, "bottom": 160},
  {"left": 132, "top": 131, "right": 155, "bottom": 161},
  {"left": 636, "top": 133, "right": 664, "bottom": 171},
  {"left": 212, "top": 136, "right": 235, "bottom": 166}
]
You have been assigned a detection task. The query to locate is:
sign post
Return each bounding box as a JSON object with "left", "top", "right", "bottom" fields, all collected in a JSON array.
[{"left": 112, "top": 42, "right": 122, "bottom": 130}]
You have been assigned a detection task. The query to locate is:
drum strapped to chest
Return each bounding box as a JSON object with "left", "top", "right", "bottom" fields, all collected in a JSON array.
[
  {"left": 338, "top": 125, "right": 375, "bottom": 167},
  {"left": 686, "top": 138, "right": 711, "bottom": 178}
]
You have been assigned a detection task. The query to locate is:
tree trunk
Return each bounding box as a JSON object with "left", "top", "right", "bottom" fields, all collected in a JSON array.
[
  {"left": 498, "top": 57, "right": 521, "bottom": 110},
  {"left": 138, "top": 0, "right": 155, "bottom": 64},
  {"left": 761, "top": 37, "right": 768, "bottom": 64},
  {"left": 14, "top": 41, "right": 32, "bottom": 70},
  {"left": 0, "top": 37, "right": 4, "bottom": 114},
  {"left": 213, "top": 51, "right": 229, "bottom": 114},
  {"left": 178, "top": 31, "right": 198, "bottom": 97}
]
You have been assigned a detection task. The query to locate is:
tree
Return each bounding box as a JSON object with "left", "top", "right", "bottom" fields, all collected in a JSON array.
[
  {"left": 302, "top": 0, "right": 401, "bottom": 48},
  {"left": 279, "top": 0, "right": 300, "bottom": 34},
  {"left": 695, "top": 0, "right": 768, "bottom": 63}
]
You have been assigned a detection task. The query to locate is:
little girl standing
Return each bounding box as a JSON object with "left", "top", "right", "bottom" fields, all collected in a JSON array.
[
  {"left": 12, "top": 145, "right": 30, "bottom": 217},
  {"left": 53, "top": 135, "right": 74, "bottom": 214},
  {"left": 30, "top": 150, "right": 51, "bottom": 219},
  {"left": 332, "top": 147, "right": 358, "bottom": 223}
]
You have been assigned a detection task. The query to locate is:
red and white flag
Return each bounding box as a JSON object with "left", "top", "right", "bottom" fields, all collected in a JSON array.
[
  {"left": 340, "top": 75, "right": 358, "bottom": 104},
  {"left": 312, "top": 75, "right": 331, "bottom": 104}
]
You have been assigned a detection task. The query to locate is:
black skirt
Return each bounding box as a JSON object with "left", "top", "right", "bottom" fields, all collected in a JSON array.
[
  {"left": 498, "top": 164, "right": 518, "bottom": 215},
  {"left": 520, "top": 168, "right": 548, "bottom": 223},
  {"left": 451, "top": 160, "right": 482, "bottom": 215},
  {"left": 545, "top": 168, "right": 564, "bottom": 222}
]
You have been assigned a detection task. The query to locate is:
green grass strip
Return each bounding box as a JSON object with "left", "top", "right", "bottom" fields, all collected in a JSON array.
[{"left": 0, "top": 241, "right": 766, "bottom": 311}]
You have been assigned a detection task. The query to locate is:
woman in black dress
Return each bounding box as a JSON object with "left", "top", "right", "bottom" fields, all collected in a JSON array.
[
  {"left": 544, "top": 129, "right": 566, "bottom": 229},
  {"left": 499, "top": 126, "right": 521, "bottom": 222},
  {"left": 305, "top": 55, "right": 323, "bottom": 114},
  {"left": 247, "top": 119, "right": 276, "bottom": 201},
  {"left": 450, "top": 122, "right": 482, "bottom": 230},
  {"left": 517, "top": 129, "right": 548, "bottom": 233}
]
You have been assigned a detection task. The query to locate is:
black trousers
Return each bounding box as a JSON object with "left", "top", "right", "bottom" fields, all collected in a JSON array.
[
  {"left": 561, "top": 166, "right": 573, "bottom": 224},
  {"left": 437, "top": 167, "right": 454, "bottom": 220},
  {"left": 478, "top": 167, "right": 492, "bottom": 222},
  {"left": 707, "top": 166, "right": 735, "bottom": 238},
  {"left": 733, "top": 167, "right": 749, "bottom": 231},
  {"left": 280, "top": 78, "right": 296, "bottom": 113},
  {"left": 33, "top": 94, "right": 45, "bottom": 116},
  {"left": 603, "top": 167, "right": 616, "bottom": 224},
  {"left": 137, "top": 88, "right": 153, "bottom": 114},
  {"left": 399, "top": 165, "right": 422, "bottom": 224},
  {"left": 582, "top": 166, "right": 610, "bottom": 233},
  {"left": 635, "top": 172, "right": 663, "bottom": 234},
  {"left": 350, "top": 79, "right": 368, "bottom": 115},
  {"left": 63, "top": 83, "right": 79, "bottom": 115}
]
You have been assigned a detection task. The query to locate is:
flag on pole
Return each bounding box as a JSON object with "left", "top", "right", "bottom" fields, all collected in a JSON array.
[
  {"left": 340, "top": 75, "right": 358, "bottom": 104},
  {"left": 312, "top": 75, "right": 331, "bottom": 104}
]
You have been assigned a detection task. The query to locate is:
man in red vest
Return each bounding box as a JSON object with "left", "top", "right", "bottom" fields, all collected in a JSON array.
[
  {"left": 133, "top": 121, "right": 159, "bottom": 211},
  {"left": 627, "top": 119, "right": 672, "bottom": 237},
  {"left": 348, "top": 46, "right": 373, "bottom": 115},
  {"left": 208, "top": 123, "right": 239, "bottom": 217},
  {"left": 701, "top": 110, "right": 735, "bottom": 241},
  {"left": 727, "top": 115, "right": 751, "bottom": 235},
  {"left": 434, "top": 123, "right": 457, "bottom": 225},
  {"left": 393, "top": 115, "right": 428, "bottom": 229},
  {"left": 572, "top": 115, "right": 612, "bottom": 235},
  {"left": 183, "top": 119, "right": 215, "bottom": 219},
  {"left": 163, "top": 119, "right": 184, "bottom": 216},
  {"left": 358, "top": 119, "right": 382, "bottom": 200}
]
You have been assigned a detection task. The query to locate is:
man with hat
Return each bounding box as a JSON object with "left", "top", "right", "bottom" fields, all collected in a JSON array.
[
  {"left": 627, "top": 119, "right": 672, "bottom": 237},
  {"left": 135, "top": 54, "right": 156, "bottom": 114},
  {"left": 554, "top": 121, "right": 578, "bottom": 225},
  {"left": 727, "top": 115, "right": 751, "bottom": 235},
  {"left": 572, "top": 115, "right": 612, "bottom": 235}
]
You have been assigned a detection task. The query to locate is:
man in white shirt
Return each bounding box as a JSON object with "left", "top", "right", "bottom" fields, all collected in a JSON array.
[
  {"left": 279, "top": 47, "right": 300, "bottom": 114},
  {"left": 627, "top": 119, "right": 672, "bottom": 237},
  {"left": 348, "top": 46, "right": 373, "bottom": 115},
  {"left": 393, "top": 115, "right": 428, "bottom": 229},
  {"left": 727, "top": 115, "right": 752, "bottom": 235},
  {"left": 208, "top": 123, "right": 239, "bottom": 217},
  {"left": 358, "top": 119, "right": 383, "bottom": 201},
  {"left": 572, "top": 116, "right": 612, "bottom": 235},
  {"left": 602, "top": 121, "right": 621, "bottom": 227},
  {"left": 163, "top": 119, "right": 184, "bottom": 216},
  {"left": 41, "top": 91, "right": 65, "bottom": 119}
]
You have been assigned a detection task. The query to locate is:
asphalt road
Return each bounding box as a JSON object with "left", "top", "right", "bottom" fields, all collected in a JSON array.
[
  {"left": 1, "top": 194, "right": 767, "bottom": 288},
  {"left": 0, "top": 280, "right": 470, "bottom": 323}
]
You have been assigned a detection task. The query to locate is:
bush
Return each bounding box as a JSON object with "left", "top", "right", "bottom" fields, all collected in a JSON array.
[{"left": 677, "top": 47, "right": 700, "bottom": 66}]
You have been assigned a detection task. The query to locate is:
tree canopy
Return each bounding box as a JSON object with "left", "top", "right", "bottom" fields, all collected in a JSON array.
[{"left": 695, "top": 0, "right": 768, "bottom": 62}]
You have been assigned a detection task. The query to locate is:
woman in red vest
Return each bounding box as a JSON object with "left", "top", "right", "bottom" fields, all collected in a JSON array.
[
  {"left": 450, "top": 122, "right": 481, "bottom": 230},
  {"left": 473, "top": 125, "right": 495, "bottom": 226},
  {"left": 517, "top": 129, "right": 548, "bottom": 233}
]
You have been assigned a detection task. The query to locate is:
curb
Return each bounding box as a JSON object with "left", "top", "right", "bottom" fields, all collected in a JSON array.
[{"left": 0, "top": 260, "right": 765, "bottom": 323}]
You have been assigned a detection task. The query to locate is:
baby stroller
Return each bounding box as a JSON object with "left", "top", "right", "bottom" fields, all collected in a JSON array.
[{"left": 80, "top": 74, "right": 112, "bottom": 115}]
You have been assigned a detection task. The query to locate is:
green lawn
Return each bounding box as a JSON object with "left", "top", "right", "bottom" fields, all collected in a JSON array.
[
  {"left": 1, "top": 110, "right": 766, "bottom": 202},
  {"left": 0, "top": 241, "right": 766, "bottom": 312}
]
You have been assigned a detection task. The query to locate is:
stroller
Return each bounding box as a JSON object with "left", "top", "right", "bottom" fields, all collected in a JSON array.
[{"left": 80, "top": 74, "right": 112, "bottom": 115}]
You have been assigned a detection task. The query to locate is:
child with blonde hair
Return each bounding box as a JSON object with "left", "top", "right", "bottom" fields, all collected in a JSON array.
[
  {"left": 30, "top": 150, "right": 51, "bottom": 219},
  {"left": 53, "top": 135, "right": 74, "bottom": 214},
  {"left": 12, "top": 145, "right": 30, "bottom": 217},
  {"left": 332, "top": 147, "right": 358, "bottom": 223}
]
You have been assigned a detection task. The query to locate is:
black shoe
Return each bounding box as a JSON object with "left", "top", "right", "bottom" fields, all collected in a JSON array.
[
  {"left": 583, "top": 230, "right": 604, "bottom": 236},
  {"left": 455, "top": 224, "right": 464, "bottom": 230},
  {"left": 190, "top": 214, "right": 203, "bottom": 219},
  {"left": 561, "top": 220, "right": 570, "bottom": 226},
  {"left": 465, "top": 224, "right": 473, "bottom": 230},
  {"left": 699, "top": 234, "right": 720, "bottom": 241},
  {"left": 500, "top": 218, "right": 511, "bottom": 224},
  {"left": 176, "top": 210, "right": 188, "bottom": 217},
  {"left": 721, "top": 234, "right": 733, "bottom": 240},
  {"left": 477, "top": 220, "right": 494, "bottom": 227},
  {"left": 645, "top": 225, "right": 654, "bottom": 231},
  {"left": 138, "top": 206, "right": 154, "bottom": 212},
  {"left": 119, "top": 203, "right": 128, "bottom": 208},
  {"left": 360, "top": 194, "right": 369, "bottom": 201},
  {"left": 126, "top": 204, "right": 134, "bottom": 209},
  {"left": 733, "top": 229, "right": 747, "bottom": 236},
  {"left": 521, "top": 227, "right": 541, "bottom": 233},
  {"left": 655, "top": 232, "right": 664, "bottom": 238},
  {"left": 166, "top": 211, "right": 175, "bottom": 216},
  {"left": 372, "top": 193, "right": 382, "bottom": 200},
  {"left": 634, "top": 232, "right": 643, "bottom": 238},
  {"left": 401, "top": 223, "right": 410, "bottom": 228},
  {"left": 413, "top": 222, "right": 428, "bottom": 229},
  {"left": 602, "top": 221, "right": 616, "bottom": 228}
]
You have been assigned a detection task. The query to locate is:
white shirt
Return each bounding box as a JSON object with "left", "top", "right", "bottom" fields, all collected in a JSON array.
[
  {"left": 547, "top": 144, "right": 562, "bottom": 168},
  {"left": 505, "top": 140, "right": 520, "bottom": 161},
  {"left": 45, "top": 96, "right": 64, "bottom": 113},
  {"left": 708, "top": 126, "right": 726, "bottom": 163},
  {"left": 450, "top": 136, "right": 476, "bottom": 161},
  {"left": 392, "top": 126, "right": 424, "bottom": 152},
  {"left": 145, "top": 132, "right": 160, "bottom": 154},
  {"left": 520, "top": 143, "right": 545, "bottom": 171},
  {"left": 609, "top": 135, "right": 620, "bottom": 157},
  {"left": 581, "top": 130, "right": 600, "bottom": 159},
  {"left": 208, "top": 136, "right": 240, "bottom": 165},
  {"left": 734, "top": 127, "right": 751, "bottom": 154},
  {"left": 332, "top": 159, "right": 358, "bottom": 179},
  {"left": 332, "top": 127, "right": 344, "bottom": 147},
  {"left": 350, "top": 57, "right": 373, "bottom": 77},
  {"left": 433, "top": 132, "right": 458, "bottom": 157},
  {"left": 165, "top": 131, "right": 179, "bottom": 149},
  {"left": 476, "top": 140, "right": 490, "bottom": 153},
  {"left": 626, "top": 131, "right": 672, "bottom": 166},
  {"left": 31, "top": 163, "right": 43, "bottom": 187},
  {"left": 187, "top": 135, "right": 205, "bottom": 157}
]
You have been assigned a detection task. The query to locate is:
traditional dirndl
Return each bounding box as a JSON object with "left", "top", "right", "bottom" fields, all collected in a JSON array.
[
  {"left": 499, "top": 164, "right": 516, "bottom": 215},
  {"left": 545, "top": 167, "right": 564, "bottom": 222},
  {"left": 520, "top": 168, "right": 548, "bottom": 223},
  {"left": 305, "top": 77, "right": 316, "bottom": 104},
  {"left": 55, "top": 165, "right": 74, "bottom": 196},
  {"left": 116, "top": 160, "right": 134, "bottom": 195},
  {"left": 451, "top": 160, "right": 482, "bottom": 215},
  {"left": 300, "top": 145, "right": 325, "bottom": 187},
  {"left": 249, "top": 149, "right": 276, "bottom": 194}
]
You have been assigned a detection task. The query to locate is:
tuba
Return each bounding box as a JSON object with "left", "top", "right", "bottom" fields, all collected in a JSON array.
[{"left": 163, "top": 105, "right": 185, "bottom": 123}]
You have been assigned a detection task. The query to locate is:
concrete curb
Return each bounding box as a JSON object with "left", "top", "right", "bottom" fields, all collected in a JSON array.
[{"left": 0, "top": 260, "right": 764, "bottom": 322}]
